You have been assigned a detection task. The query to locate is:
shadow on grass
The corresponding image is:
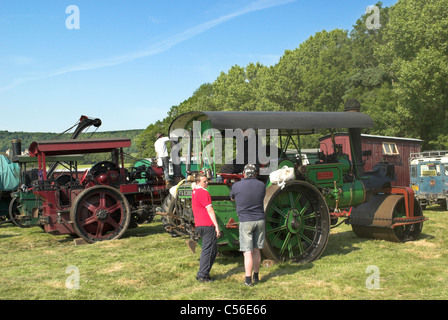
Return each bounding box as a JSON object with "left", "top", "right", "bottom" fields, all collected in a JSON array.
[
  {"left": 212, "top": 248, "right": 315, "bottom": 282},
  {"left": 193, "top": 228, "right": 372, "bottom": 282},
  {"left": 123, "top": 221, "right": 167, "bottom": 238},
  {"left": 424, "top": 205, "right": 448, "bottom": 212},
  {"left": 47, "top": 220, "right": 169, "bottom": 244},
  {"left": 417, "top": 232, "right": 435, "bottom": 240},
  {"left": 0, "top": 222, "right": 30, "bottom": 239},
  {"left": 259, "top": 262, "right": 314, "bottom": 283},
  {"left": 0, "top": 233, "right": 18, "bottom": 239},
  {"left": 214, "top": 254, "right": 314, "bottom": 282},
  {"left": 323, "top": 226, "right": 435, "bottom": 257},
  {"left": 322, "top": 229, "right": 368, "bottom": 258}
]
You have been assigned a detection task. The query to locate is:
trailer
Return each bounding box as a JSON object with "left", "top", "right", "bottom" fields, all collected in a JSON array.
[{"left": 161, "top": 109, "right": 427, "bottom": 263}]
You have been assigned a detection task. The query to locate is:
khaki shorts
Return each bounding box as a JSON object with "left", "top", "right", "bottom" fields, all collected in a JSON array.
[{"left": 239, "top": 220, "right": 265, "bottom": 252}]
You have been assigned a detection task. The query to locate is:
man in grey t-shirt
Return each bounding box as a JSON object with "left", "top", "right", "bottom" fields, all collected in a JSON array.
[{"left": 230, "top": 164, "right": 266, "bottom": 286}]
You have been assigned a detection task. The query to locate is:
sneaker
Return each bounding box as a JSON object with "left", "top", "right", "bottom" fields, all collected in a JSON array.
[
  {"left": 244, "top": 281, "right": 253, "bottom": 287},
  {"left": 196, "top": 276, "right": 214, "bottom": 283}
]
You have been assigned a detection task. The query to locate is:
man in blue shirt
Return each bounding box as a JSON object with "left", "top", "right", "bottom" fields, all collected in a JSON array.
[{"left": 230, "top": 164, "right": 266, "bottom": 286}]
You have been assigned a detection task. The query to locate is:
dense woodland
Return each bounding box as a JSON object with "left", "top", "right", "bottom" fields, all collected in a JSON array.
[{"left": 136, "top": 0, "right": 448, "bottom": 158}]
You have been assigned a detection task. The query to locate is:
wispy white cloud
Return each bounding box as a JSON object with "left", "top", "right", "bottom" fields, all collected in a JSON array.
[
  {"left": 0, "top": 0, "right": 295, "bottom": 94},
  {"left": 8, "top": 55, "right": 36, "bottom": 65}
]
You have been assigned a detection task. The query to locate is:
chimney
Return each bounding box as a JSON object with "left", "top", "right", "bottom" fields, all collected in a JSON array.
[
  {"left": 11, "top": 139, "right": 22, "bottom": 157},
  {"left": 344, "top": 98, "right": 361, "bottom": 112},
  {"left": 344, "top": 99, "right": 364, "bottom": 177}
]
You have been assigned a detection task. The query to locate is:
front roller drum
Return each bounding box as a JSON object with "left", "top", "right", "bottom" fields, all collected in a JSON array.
[
  {"left": 263, "top": 181, "right": 331, "bottom": 264},
  {"left": 70, "top": 185, "right": 131, "bottom": 243},
  {"left": 350, "top": 194, "right": 424, "bottom": 242}
]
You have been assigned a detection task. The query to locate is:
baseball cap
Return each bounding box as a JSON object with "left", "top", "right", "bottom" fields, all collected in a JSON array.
[{"left": 243, "top": 164, "right": 257, "bottom": 177}]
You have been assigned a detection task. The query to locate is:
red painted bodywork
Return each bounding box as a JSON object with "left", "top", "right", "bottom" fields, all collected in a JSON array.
[
  {"left": 30, "top": 138, "right": 132, "bottom": 236},
  {"left": 319, "top": 133, "right": 422, "bottom": 186}
]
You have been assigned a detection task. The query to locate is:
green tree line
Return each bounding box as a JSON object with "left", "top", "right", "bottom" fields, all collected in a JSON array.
[
  {"left": 136, "top": 0, "right": 448, "bottom": 158},
  {"left": 0, "top": 129, "right": 142, "bottom": 164}
]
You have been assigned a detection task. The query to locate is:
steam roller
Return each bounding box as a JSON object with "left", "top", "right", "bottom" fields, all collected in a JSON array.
[{"left": 349, "top": 187, "right": 427, "bottom": 242}]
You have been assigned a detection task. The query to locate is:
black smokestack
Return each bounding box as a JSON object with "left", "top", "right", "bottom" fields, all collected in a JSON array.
[
  {"left": 344, "top": 99, "right": 364, "bottom": 177},
  {"left": 344, "top": 98, "right": 361, "bottom": 112},
  {"left": 11, "top": 139, "right": 22, "bottom": 157}
]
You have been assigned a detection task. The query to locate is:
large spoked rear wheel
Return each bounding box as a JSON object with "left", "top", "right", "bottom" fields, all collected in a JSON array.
[
  {"left": 263, "top": 181, "right": 330, "bottom": 264},
  {"left": 70, "top": 185, "right": 131, "bottom": 243}
]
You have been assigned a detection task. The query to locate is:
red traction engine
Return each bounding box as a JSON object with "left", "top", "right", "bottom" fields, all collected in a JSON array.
[{"left": 29, "top": 138, "right": 168, "bottom": 243}]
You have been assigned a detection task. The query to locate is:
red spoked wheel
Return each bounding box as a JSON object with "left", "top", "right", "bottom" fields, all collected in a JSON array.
[{"left": 70, "top": 185, "right": 131, "bottom": 243}]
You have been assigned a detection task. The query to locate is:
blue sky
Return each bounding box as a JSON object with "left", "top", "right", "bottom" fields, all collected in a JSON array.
[{"left": 0, "top": 0, "right": 397, "bottom": 133}]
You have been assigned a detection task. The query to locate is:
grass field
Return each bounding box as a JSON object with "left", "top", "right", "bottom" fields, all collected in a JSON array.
[{"left": 0, "top": 206, "right": 447, "bottom": 301}]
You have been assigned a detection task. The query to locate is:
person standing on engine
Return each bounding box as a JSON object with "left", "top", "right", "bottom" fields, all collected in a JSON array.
[
  {"left": 230, "top": 164, "right": 266, "bottom": 286},
  {"left": 192, "top": 172, "right": 221, "bottom": 282},
  {"left": 154, "top": 132, "right": 172, "bottom": 188}
]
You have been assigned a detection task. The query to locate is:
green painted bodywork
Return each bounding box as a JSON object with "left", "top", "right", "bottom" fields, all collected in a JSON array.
[
  {"left": 10, "top": 190, "right": 42, "bottom": 227},
  {"left": 168, "top": 112, "right": 372, "bottom": 254},
  {"left": 9, "top": 154, "right": 84, "bottom": 227},
  {"left": 177, "top": 182, "right": 240, "bottom": 250}
]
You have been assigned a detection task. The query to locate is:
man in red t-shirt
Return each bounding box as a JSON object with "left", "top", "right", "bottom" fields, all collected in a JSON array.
[{"left": 192, "top": 172, "right": 221, "bottom": 282}]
